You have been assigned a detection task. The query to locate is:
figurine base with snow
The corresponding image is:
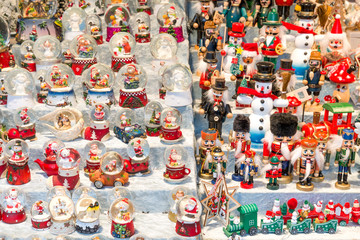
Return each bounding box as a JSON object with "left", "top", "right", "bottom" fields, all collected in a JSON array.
[
  {"left": 16, "top": 18, "right": 61, "bottom": 43},
  {"left": 135, "top": 33, "right": 151, "bottom": 43},
  {"left": 124, "top": 156, "right": 150, "bottom": 175},
  {"left": 46, "top": 89, "right": 76, "bottom": 107},
  {"left": 164, "top": 164, "right": 190, "bottom": 183},
  {"left": 83, "top": 121, "right": 110, "bottom": 141},
  {"left": 50, "top": 219, "right": 75, "bottom": 235},
  {"left": 106, "top": 26, "right": 130, "bottom": 42},
  {"left": 72, "top": 58, "right": 97, "bottom": 76},
  {"left": 2, "top": 209, "right": 26, "bottom": 224},
  {"left": 111, "top": 56, "right": 136, "bottom": 72},
  {"left": 0, "top": 48, "right": 13, "bottom": 69},
  {"left": 31, "top": 216, "right": 52, "bottom": 230},
  {"left": 75, "top": 219, "right": 100, "bottom": 234},
  {"left": 160, "top": 126, "right": 183, "bottom": 143},
  {"left": 7, "top": 94, "right": 35, "bottom": 110},
  {"left": 111, "top": 220, "right": 135, "bottom": 238},
  {"left": 164, "top": 90, "right": 192, "bottom": 107},
  {"left": 21, "top": 60, "right": 36, "bottom": 72},
  {"left": 119, "top": 89, "right": 148, "bottom": 108},
  {"left": 84, "top": 159, "right": 100, "bottom": 174},
  {"left": 16, "top": 122, "right": 37, "bottom": 141},
  {"left": 7, "top": 160, "right": 31, "bottom": 185},
  {"left": 335, "top": 181, "right": 351, "bottom": 190},
  {"left": 159, "top": 26, "right": 184, "bottom": 43},
  {"left": 175, "top": 220, "right": 201, "bottom": 237},
  {"left": 86, "top": 89, "right": 115, "bottom": 106},
  {"left": 47, "top": 168, "right": 80, "bottom": 190},
  {"left": 146, "top": 124, "right": 161, "bottom": 137}
]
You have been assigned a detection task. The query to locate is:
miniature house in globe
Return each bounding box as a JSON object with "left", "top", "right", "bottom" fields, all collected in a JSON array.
[
  {"left": 150, "top": 33, "right": 178, "bottom": 72},
  {"left": 109, "top": 32, "right": 137, "bottom": 72},
  {"left": 144, "top": 100, "right": 163, "bottom": 137},
  {"left": 156, "top": 4, "right": 185, "bottom": 42},
  {"left": 104, "top": 4, "right": 131, "bottom": 42},
  {"left": 69, "top": 34, "right": 98, "bottom": 75}
]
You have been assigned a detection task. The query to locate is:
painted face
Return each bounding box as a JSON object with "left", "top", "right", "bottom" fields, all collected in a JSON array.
[
  {"left": 255, "top": 82, "right": 272, "bottom": 94},
  {"left": 205, "top": 28, "right": 216, "bottom": 37},
  {"left": 309, "top": 59, "right": 321, "bottom": 69},
  {"left": 213, "top": 155, "right": 223, "bottom": 162},
  {"left": 201, "top": 2, "right": 210, "bottom": 11},
  {"left": 342, "top": 139, "right": 354, "bottom": 148},
  {"left": 302, "top": 148, "right": 315, "bottom": 158},
  {"left": 229, "top": 36, "right": 243, "bottom": 46},
  {"left": 231, "top": 0, "right": 241, "bottom": 4},
  {"left": 213, "top": 90, "right": 223, "bottom": 101},
  {"left": 265, "top": 26, "right": 280, "bottom": 36},
  {"left": 260, "top": 0, "right": 271, "bottom": 7},
  {"left": 235, "top": 131, "right": 246, "bottom": 140},
  {"left": 329, "top": 39, "right": 344, "bottom": 50},
  {"left": 202, "top": 139, "right": 215, "bottom": 149},
  {"left": 274, "top": 135, "right": 293, "bottom": 142},
  {"left": 298, "top": 19, "right": 314, "bottom": 31},
  {"left": 285, "top": 106, "right": 297, "bottom": 114},
  {"left": 242, "top": 56, "right": 254, "bottom": 64},
  {"left": 317, "top": 142, "right": 327, "bottom": 151}
]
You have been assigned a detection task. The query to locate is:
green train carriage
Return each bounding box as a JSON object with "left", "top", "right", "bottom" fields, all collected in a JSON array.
[
  {"left": 287, "top": 218, "right": 312, "bottom": 235},
  {"left": 223, "top": 204, "right": 258, "bottom": 237},
  {"left": 260, "top": 218, "right": 283, "bottom": 235},
  {"left": 313, "top": 219, "right": 338, "bottom": 234}
]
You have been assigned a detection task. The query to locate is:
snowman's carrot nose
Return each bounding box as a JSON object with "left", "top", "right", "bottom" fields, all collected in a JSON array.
[{"left": 261, "top": 86, "right": 264, "bottom": 91}]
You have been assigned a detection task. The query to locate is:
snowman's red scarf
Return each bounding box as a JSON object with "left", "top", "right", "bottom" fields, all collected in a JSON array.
[
  {"left": 237, "top": 87, "right": 278, "bottom": 100},
  {"left": 281, "top": 21, "right": 317, "bottom": 35}
]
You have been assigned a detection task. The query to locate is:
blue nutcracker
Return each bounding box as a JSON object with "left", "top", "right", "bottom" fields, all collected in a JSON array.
[
  {"left": 334, "top": 128, "right": 356, "bottom": 190},
  {"left": 223, "top": 0, "right": 248, "bottom": 31},
  {"left": 239, "top": 150, "right": 260, "bottom": 189}
]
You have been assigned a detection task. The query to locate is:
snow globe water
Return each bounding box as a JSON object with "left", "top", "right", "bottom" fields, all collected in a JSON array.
[
  {"left": 109, "top": 32, "right": 136, "bottom": 72},
  {"left": 83, "top": 103, "right": 111, "bottom": 141},
  {"left": 84, "top": 140, "right": 106, "bottom": 174},
  {"left": 116, "top": 63, "right": 148, "bottom": 108},
  {"left": 144, "top": 100, "right": 163, "bottom": 137},
  {"left": 161, "top": 63, "right": 192, "bottom": 106},
  {"left": 33, "top": 35, "right": 62, "bottom": 71},
  {"left": 157, "top": 4, "right": 185, "bottom": 42},
  {"left": 168, "top": 186, "right": 188, "bottom": 222},
  {"left": 163, "top": 145, "right": 190, "bottom": 183},
  {"left": 82, "top": 63, "right": 116, "bottom": 106},
  {"left": 31, "top": 200, "right": 51, "bottom": 230},
  {"left": 160, "top": 107, "right": 183, "bottom": 143},
  {"left": 86, "top": 14, "right": 104, "bottom": 45},
  {"left": 125, "top": 138, "right": 150, "bottom": 175},
  {"left": 44, "top": 64, "right": 77, "bottom": 107},
  {"left": 109, "top": 197, "right": 135, "bottom": 238},
  {"left": 104, "top": 4, "right": 131, "bottom": 42},
  {"left": 62, "top": 7, "right": 87, "bottom": 41},
  {"left": 13, "top": 106, "right": 37, "bottom": 141},
  {"left": 150, "top": 33, "right": 178, "bottom": 72},
  {"left": 4, "top": 68, "right": 35, "bottom": 109},
  {"left": 1, "top": 187, "right": 27, "bottom": 224},
  {"left": 20, "top": 40, "right": 36, "bottom": 72},
  {"left": 69, "top": 34, "right": 98, "bottom": 75},
  {"left": 133, "top": 12, "right": 151, "bottom": 43}
]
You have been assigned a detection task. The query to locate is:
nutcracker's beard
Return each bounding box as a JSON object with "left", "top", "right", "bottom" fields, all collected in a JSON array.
[
  {"left": 302, "top": 158, "right": 312, "bottom": 181},
  {"left": 343, "top": 148, "right": 350, "bottom": 160},
  {"left": 244, "top": 163, "right": 249, "bottom": 181},
  {"left": 281, "top": 142, "right": 291, "bottom": 160}
]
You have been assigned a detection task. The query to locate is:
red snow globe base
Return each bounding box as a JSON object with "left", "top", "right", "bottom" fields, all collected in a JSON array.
[
  {"left": 83, "top": 122, "right": 110, "bottom": 141},
  {"left": 84, "top": 159, "right": 100, "bottom": 174},
  {"left": 22, "top": 62, "right": 36, "bottom": 72},
  {"left": 47, "top": 168, "right": 80, "bottom": 190},
  {"left": 124, "top": 157, "right": 150, "bottom": 175},
  {"left": 146, "top": 125, "right": 161, "bottom": 137},
  {"left": 164, "top": 165, "right": 190, "bottom": 180},
  {"left": 7, "top": 160, "right": 31, "bottom": 185},
  {"left": 0, "top": 158, "right": 8, "bottom": 178},
  {"left": 176, "top": 220, "right": 201, "bottom": 237},
  {"left": 161, "top": 126, "right": 182, "bottom": 141},
  {"left": 135, "top": 33, "right": 151, "bottom": 43},
  {"left": 0, "top": 49, "right": 13, "bottom": 68},
  {"left": 2, "top": 209, "right": 26, "bottom": 224},
  {"left": 111, "top": 56, "right": 136, "bottom": 72},
  {"left": 111, "top": 220, "right": 135, "bottom": 238},
  {"left": 71, "top": 58, "right": 97, "bottom": 76},
  {"left": 119, "top": 89, "right": 148, "bottom": 108},
  {"left": 94, "top": 35, "right": 104, "bottom": 45},
  {"left": 31, "top": 217, "right": 51, "bottom": 230}
]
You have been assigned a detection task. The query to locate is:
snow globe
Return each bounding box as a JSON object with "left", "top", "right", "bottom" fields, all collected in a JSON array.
[
  {"left": 144, "top": 100, "right": 163, "bottom": 137},
  {"left": 163, "top": 146, "right": 190, "bottom": 183},
  {"left": 161, "top": 63, "right": 192, "bottom": 106},
  {"left": 150, "top": 33, "right": 177, "bottom": 72},
  {"left": 175, "top": 195, "right": 202, "bottom": 237},
  {"left": 1, "top": 187, "right": 27, "bottom": 224},
  {"left": 168, "top": 186, "right": 188, "bottom": 222},
  {"left": 124, "top": 138, "right": 150, "bottom": 175},
  {"left": 136, "top": 0, "right": 152, "bottom": 15},
  {"left": 84, "top": 141, "right": 106, "bottom": 174},
  {"left": 47, "top": 147, "right": 81, "bottom": 191},
  {"left": 133, "top": 12, "right": 151, "bottom": 43},
  {"left": 18, "top": 0, "right": 57, "bottom": 18},
  {"left": 0, "top": 16, "right": 14, "bottom": 69},
  {"left": 4, "top": 139, "right": 31, "bottom": 185},
  {"left": 109, "top": 197, "right": 135, "bottom": 238},
  {"left": 104, "top": 4, "right": 131, "bottom": 42},
  {"left": 70, "top": 34, "right": 98, "bottom": 76},
  {"left": 33, "top": 36, "right": 62, "bottom": 70},
  {"left": 73, "top": 187, "right": 101, "bottom": 234},
  {"left": 4, "top": 68, "right": 35, "bottom": 109},
  {"left": 35, "top": 69, "right": 48, "bottom": 103},
  {"left": 48, "top": 186, "right": 75, "bottom": 235},
  {"left": 157, "top": 4, "right": 185, "bottom": 42},
  {"left": 110, "top": 187, "right": 132, "bottom": 204},
  {"left": 160, "top": 107, "right": 183, "bottom": 143},
  {"left": 62, "top": 7, "right": 87, "bottom": 41},
  {"left": 78, "top": 0, "right": 105, "bottom": 15},
  {"left": 13, "top": 107, "right": 37, "bottom": 141},
  {"left": 35, "top": 139, "right": 65, "bottom": 177},
  {"left": 45, "top": 64, "right": 76, "bottom": 107},
  {"left": 83, "top": 63, "right": 116, "bottom": 106},
  {"left": 83, "top": 103, "right": 111, "bottom": 141},
  {"left": 109, "top": 32, "right": 136, "bottom": 72},
  {"left": 86, "top": 14, "right": 104, "bottom": 45},
  {"left": 0, "top": 138, "right": 6, "bottom": 179},
  {"left": 89, "top": 151, "right": 129, "bottom": 188},
  {"left": 61, "top": 40, "right": 73, "bottom": 67},
  {"left": 31, "top": 200, "right": 51, "bottom": 230},
  {"left": 116, "top": 63, "right": 148, "bottom": 108},
  {"left": 0, "top": 71, "right": 7, "bottom": 105},
  {"left": 20, "top": 40, "right": 36, "bottom": 72},
  {"left": 114, "top": 109, "right": 146, "bottom": 143}
]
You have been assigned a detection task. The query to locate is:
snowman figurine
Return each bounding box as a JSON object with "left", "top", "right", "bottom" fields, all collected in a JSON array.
[
  {"left": 237, "top": 62, "right": 288, "bottom": 149},
  {"left": 283, "top": 2, "right": 322, "bottom": 80}
]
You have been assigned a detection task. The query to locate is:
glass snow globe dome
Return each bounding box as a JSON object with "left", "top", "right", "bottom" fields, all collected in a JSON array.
[
  {"left": 31, "top": 200, "right": 50, "bottom": 222},
  {"left": 176, "top": 195, "right": 202, "bottom": 221},
  {"left": 73, "top": 187, "right": 100, "bottom": 223},
  {"left": 0, "top": 16, "right": 10, "bottom": 49},
  {"left": 34, "top": 35, "right": 61, "bottom": 62},
  {"left": 70, "top": 34, "right": 98, "bottom": 59},
  {"left": 127, "top": 138, "right": 150, "bottom": 160},
  {"left": 86, "top": 14, "right": 103, "bottom": 37},
  {"left": 116, "top": 108, "right": 135, "bottom": 127},
  {"left": 90, "top": 103, "right": 110, "bottom": 122},
  {"left": 100, "top": 151, "right": 124, "bottom": 175},
  {"left": 109, "top": 197, "right": 134, "bottom": 224},
  {"left": 156, "top": 4, "right": 184, "bottom": 27},
  {"left": 83, "top": 63, "right": 115, "bottom": 91},
  {"left": 4, "top": 68, "right": 34, "bottom": 96},
  {"left": 109, "top": 187, "right": 133, "bottom": 206},
  {"left": 104, "top": 4, "right": 131, "bottom": 28},
  {"left": 144, "top": 100, "right": 163, "bottom": 127},
  {"left": 56, "top": 147, "right": 81, "bottom": 170},
  {"left": 45, "top": 64, "right": 75, "bottom": 92},
  {"left": 116, "top": 63, "right": 147, "bottom": 90},
  {"left": 53, "top": 109, "right": 77, "bottom": 131},
  {"left": 133, "top": 12, "right": 150, "bottom": 34},
  {"left": 160, "top": 107, "right": 182, "bottom": 128},
  {"left": 162, "top": 63, "right": 192, "bottom": 91},
  {"left": 62, "top": 7, "right": 87, "bottom": 40},
  {"left": 14, "top": 107, "right": 36, "bottom": 127},
  {"left": 164, "top": 145, "right": 188, "bottom": 167},
  {"left": 18, "top": 0, "right": 58, "bottom": 19},
  {"left": 109, "top": 32, "right": 136, "bottom": 58},
  {"left": 84, "top": 140, "right": 106, "bottom": 160},
  {"left": 47, "top": 186, "right": 72, "bottom": 201},
  {"left": 1, "top": 187, "right": 27, "bottom": 208},
  {"left": 42, "top": 139, "right": 65, "bottom": 161},
  {"left": 20, "top": 40, "right": 35, "bottom": 61},
  {"left": 48, "top": 188, "right": 74, "bottom": 221},
  {"left": 150, "top": 33, "right": 177, "bottom": 60}
]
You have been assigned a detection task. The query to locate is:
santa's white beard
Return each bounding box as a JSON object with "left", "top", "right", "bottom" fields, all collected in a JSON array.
[
  {"left": 244, "top": 62, "right": 256, "bottom": 76},
  {"left": 281, "top": 142, "right": 291, "bottom": 160}
]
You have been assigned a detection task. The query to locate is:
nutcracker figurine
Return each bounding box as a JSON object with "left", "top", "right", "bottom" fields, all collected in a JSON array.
[
  {"left": 229, "top": 114, "right": 251, "bottom": 181},
  {"left": 197, "top": 20, "right": 222, "bottom": 60},
  {"left": 207, "top": 146, "right": 227, "bottom": 184},
  {"left": 199, "top": 77, "right": 233, "bottom": 141},
  {"left": 238, "top": 150, "right": 260, "bottom": 189},
  {"left": 275, "top": 0, "right": 294, "bottom": 21},
  {"left": 264, "top": 156, "right": 281, "bottom": 190},
  {"left": 291, "top": 137, "right": 325, "bottom": 191},
  {"left": 259, "top": 8, "right": 286, "bottom": 66},
  {"left": 222, "top": 0, "right": 248, "bottom": 31},
  {"left": 196, "top": 128, "right": 219, "bottom": 179},
  {"left": 263, "top": 113, "right": 299, "bottom": 184},
  {"left": 334, "top": 128, "right": 356, "bottom": 190},
  {"left": 251, "top": 0, "right": 273, "bottom": 28},
  {"left": 272, "top": 59, "right": 296, "bottom": 98}
]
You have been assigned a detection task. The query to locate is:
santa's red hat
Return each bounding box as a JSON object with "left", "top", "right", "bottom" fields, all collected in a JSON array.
[
  {"left": 354, "top": 199, "right": 359, "bottom": 207},
  {"left": 275, "top": 211, "right": 281, "bottom": 217},
  {"left": 344, "top": 202, "right": 351, "bottom": 208},
  {"left": 185, "top": 198, "right": 198, "bottom": 214},
  {"left": 241, "top": 42, "right": 259, "bottom": 56},
  {"left": 331, "top": 14, "right": 342, "bottom": 35},
  {"left": 265, "top": 211, "right": 273, "bottom": 218},
  {"left": 327, "top": 200, "right": 334, "bottom": 208},
  {"left": 168, "top": 6, "right": 176, "bottom": 12}
]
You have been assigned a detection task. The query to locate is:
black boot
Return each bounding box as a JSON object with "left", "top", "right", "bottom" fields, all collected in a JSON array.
[
  {"left": 337, "top": 173, "right": 342, "bottom": 184},
  {"left": 343, "top": 174, "right": 349, "bottom": 185},
  {"left": 318, "top": 171, "right": 323, "bottom": 178},
  {"left": 307, "top": 177, "right": 312, "bottom": 186}
]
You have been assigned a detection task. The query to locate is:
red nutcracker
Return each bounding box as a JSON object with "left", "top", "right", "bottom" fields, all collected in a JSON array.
[
  {"left": 5, "top": 140, "right": 31, "bottom": 185},
  {"left": 2, "top": 188, "right": 26, "bottom": 224}
]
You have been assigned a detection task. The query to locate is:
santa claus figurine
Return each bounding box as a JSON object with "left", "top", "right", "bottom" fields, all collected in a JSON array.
[
  {"left": 133, "top": 139, "right": 144, "bottom": 158},
  {"left": 11, "top": 141, "right": 25, "bottom": 161},
  {"left": 175, "top": 196, "right": 202, "bottom": 237},
  {"left": 351, "top": 199, "right": 360, "bottom": 224},
  {"left": 343, "top": 202, "right": 352, "bottom": 217},
  {"left": 169, "top": 149, "right": 180, "bottom": 166},
  {"left": 325, "top": 200, "right": 335, "bottom": 220},
  {"left": 2, "top": 188, "right": 26, "bottom": 224},
  {"left": 263, "top": 211, "right": 274, "bottom": 223}
]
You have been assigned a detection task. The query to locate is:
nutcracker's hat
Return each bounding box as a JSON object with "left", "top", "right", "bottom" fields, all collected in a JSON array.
[
  {"left": 210, "top": 146, "right": 224, "bottom": 156},
  {"left": 297, "top": 2, "right": 317, "bottom": 19},
  {"left": 270, "top": 156, "right": 280, "bottom": 165},
  {"left": 277, "top": 59, "right": 295, "bottom": 74},
  {"left": 313, "top": 128, "right": 329, "bottom": 143},
  {"left": 252, "top": 62, "right": 276, "bottom": 82},
  {"left": 211, "top": 77, "right": 228, "bottom": 91},
  {"left": 300, "top": 137, "right": 318, "bottom": 149},
  {"left": 309, "top": 51, "right": 322, "bottom": 61},
  {"left": 233, "top": 114, "right": 250, "bottom": 133},
  {"left": 203, "top": 51, "right": 218, "bottom": 64},
  {"left": 204, "top": 21, "right": 216, "bottom": 30},
  {"left": 228, "top": 22, "right": 246, "bottom": 38},
  {"left": 270, "top": 113, "right": 298, "bottom": 136},
  {"left": 342, "top": 127, "right": 354, "bottom": 140},
  {"left": 264, "top": 8, "right": 282, "bottom": 26},
  {"left": 201, "top": 128, "right": 218, "bottom": 140}
]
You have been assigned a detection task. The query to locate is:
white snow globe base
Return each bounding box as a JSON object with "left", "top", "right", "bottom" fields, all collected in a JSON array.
[
  {"left": 36, "top": 59, "right": 62, "bottom": 72},
  {"left": 75, "top": 219, "right": 100, "bottom": 234},
  {"left": 86, "top": 89, "right": 115, "bottom": 106},
  {"left": 46, "top": 89, "right": 77, "bottom": 107},
  {"left": 164, "top": 90, "right": 192, "bottom": 107},
  {"left": 7, "top": 94, "right": 35, "bottom": 109},
  {"left": 50, "top": 219, "right": 75, "bottom": 235}
]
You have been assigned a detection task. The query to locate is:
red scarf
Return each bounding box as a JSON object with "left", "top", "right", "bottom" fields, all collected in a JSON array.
[
  {"left": 281, "top": 21, "right": 317, "bottom": 35},
  {"left": 237, "top": 87, "right": 278, "bottom": 100}
]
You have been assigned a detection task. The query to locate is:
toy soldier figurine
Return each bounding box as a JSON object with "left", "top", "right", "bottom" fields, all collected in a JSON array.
[
  {"left": 303, "top": 51, "right": 326, "bottom": 104},
  {"left": 200, "top": 77, "right": 232, "bottom": 141},
  {"left": 291, "top": 138, "right": 325, "bottom": 191},
  {"left": 251, "top": 0, "right": 274, "bottom": 28},
  {"left": 334, "top": 128, "right": 356, "bottom": 190},
  {"left": 198, "top": 21, "right": 222, "bottom": 59},
  {"left": 207, "top": 146, "right": 227, "bottom": 184},
  {"left": 239, "top": 150, "right": 260, "bottom": 189},
  {"left": 198, "top": 51, "right": 219, "bottom": 107},
  {"left": 263, "top": 113, "right": 299, "bottom": 184},
  {"left": 196, "top": 128, "right": 219, "bottom": 179},
  {"left": 229, "top": 114, "right": 251, "bottom": 181},
  {"left": 265, "top": 156, "right": 281, "bottom": 190}
]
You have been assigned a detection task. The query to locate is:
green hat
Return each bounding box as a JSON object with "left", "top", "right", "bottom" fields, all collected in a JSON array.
[
  {"left": 270, "top": 156, "right": 280, "bottom": 165},
  {"left": 264, "top": 8, "right": 282, "bottom": 26}
]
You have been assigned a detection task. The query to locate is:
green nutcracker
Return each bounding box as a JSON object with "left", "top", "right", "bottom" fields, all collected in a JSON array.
[
  {"left": 265, "top": 156, "right": 281, "bottom": 190},
  {"left": 251, "top": 0, "right": 274, "bottom": 28},
  {"left": 207, "top": 146, "right": 227, "bottom": 184},
  {"left": 334, "top": 128, "right": 356, "bottom": 190}
]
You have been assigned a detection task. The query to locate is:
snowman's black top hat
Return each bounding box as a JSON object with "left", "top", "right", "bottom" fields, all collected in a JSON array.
[
  {"left": 253, "top": 62, "right": 276, "bottom": 82},
  {"left": 297, "top": 2, "right": 317, "bottom": 19}
]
